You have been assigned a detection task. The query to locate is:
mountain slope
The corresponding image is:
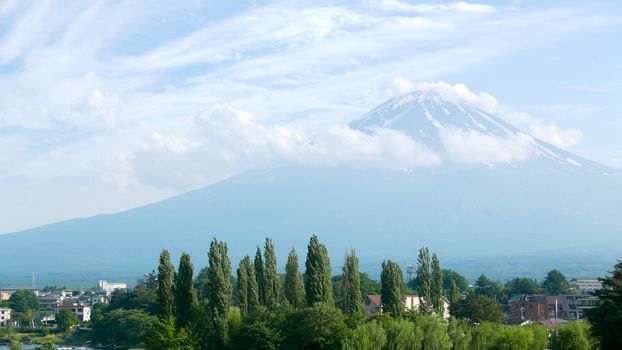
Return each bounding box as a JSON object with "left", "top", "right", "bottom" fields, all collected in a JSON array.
[
  {"left": 351, "top": 89, "right": 618, "bottom": 175},
  {"left": 1, "top": 89, "right": 620, "bottom": 286}
]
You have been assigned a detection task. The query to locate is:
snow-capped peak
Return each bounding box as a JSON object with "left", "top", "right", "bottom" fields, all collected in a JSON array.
[{"left": 350, "top": 85, "right": 619, "bottom": 175}]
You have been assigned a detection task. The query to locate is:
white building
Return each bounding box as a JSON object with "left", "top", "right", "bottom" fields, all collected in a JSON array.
[
  {"left": 59, "top": 304, "right": 91, "bottom": 322},
  {"left": 363, "top": 294, "right": 451, "bottom": 319},
  {"left": 404, "top": 295, "right": 451, "bottom": 319},
  {"left": 98, "top": 280, "right": 127, "bottom": 294},
  {"left": 0, "top": 308, "right": 10, "bottom": 327},
  {"left": 570, "top": 278, "right": 603, "bottom": 295}
]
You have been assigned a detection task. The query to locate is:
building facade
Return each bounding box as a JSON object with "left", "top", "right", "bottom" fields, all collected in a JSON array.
[
  {"left": 364, "top": 294, "right": 450, "bottom": 319},
  {"left": 59, "top": 304, "right": 91, "bottom": 322},
  {"left": 39, "top": 293, "right": 63, "bottom": 315},
  {"left": 0, "top": 308, "right": 10, "bottom": 327},
  {"left": 570, "top": 278, "right": 603, "bottom": 294},
  {"left": 98, "top": 280, "right": 127, "bottom": 294},
  {"left": 0, "top": 287, "right": 40, "bottom": 302},
  {"left": 508, "top": 294, "right": 599, "bottom": 324}
]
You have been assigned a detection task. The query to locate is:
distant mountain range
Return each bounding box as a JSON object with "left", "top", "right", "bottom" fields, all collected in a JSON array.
[{"left": 1, "top": 88, "right": 620, "bottom": 287}]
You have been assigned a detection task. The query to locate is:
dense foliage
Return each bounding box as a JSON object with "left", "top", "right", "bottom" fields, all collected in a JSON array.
[
  {"left": 450, "top": 291, "right": 504, "bottom": 324},
  {"left": 80, "top": 236, "right": 616, "bottom": 350}
]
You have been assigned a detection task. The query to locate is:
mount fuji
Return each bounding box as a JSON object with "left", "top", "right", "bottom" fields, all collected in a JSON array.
[{"left": 1, "top": 86, "right": 620, "bottom": 286}]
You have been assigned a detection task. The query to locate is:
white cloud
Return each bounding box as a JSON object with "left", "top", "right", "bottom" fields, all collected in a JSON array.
[
  {"left": 126, "top": 104, "right": 442, "bottom": 189},
  {"left": 374, "top": 0, "right": 495, "bottom": 14},
  {"left": 407, "top": 82, "right": 582, "bottom": 150},
  {"left": 527, "top": 123, "right": 582, "bottom": 149},
  {"left": 440, "top": 126, "right": 536, "bottom": 164},
  {"left": 88, "top": 89, "right": 120, "bottom": 126},
  {"left": 408, "top": 81, "right": 499, "bottom": 112},
  {"left": 377, "top": 76, "right": 417, "bottom": 99},
  {"left": 499, "top": 109, "right": 583, "bottom": 149}
]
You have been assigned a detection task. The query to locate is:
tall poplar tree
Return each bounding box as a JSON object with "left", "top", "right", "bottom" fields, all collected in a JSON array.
[
  {"left": 284, "top": 248, "right": 305, "bottom": 308},
  {"left": 304, "top": 235, "right": 334, "bottom": 306},
  {"left": 206, "top": 239, "right": 232, "bottom": 348},
  {"left": 416, "top": 247, "right": 432, "bottom": 314},
  {"left": 340, "top": 250, "right": 363, "bottom": 316},
  {"left": 449, "top": 280, "right": 461, "bottom": 308},
  {"left": 263, "top": 238, "right": 280, "bottom": 309},
  {"left": 157, "top": 249, "right": 176, "bottom": 320},
  {"left": 381, "top": 260, "right": 405, "bottom": 317},
  {"left": 254, "top": 247, "right": 266, "bottom": 306},
  {"left": 175, "top": 252, "right": 199, "bottom": 327},
  {"left": 431, "top": 253, "right": 444, "bottom": 316},
  {"left": 246, "top": 258, "right": 260, "bottom": 314},
  {"left": 237, "top": 257, "right": 250, "bottom": 317},
  {"left": 237, "top": 255, "right": 260, "bottom": 317}
]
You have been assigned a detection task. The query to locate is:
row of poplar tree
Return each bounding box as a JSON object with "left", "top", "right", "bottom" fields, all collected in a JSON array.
[{"left": 147, "top": 234, "right": 448, "bottom": 349}]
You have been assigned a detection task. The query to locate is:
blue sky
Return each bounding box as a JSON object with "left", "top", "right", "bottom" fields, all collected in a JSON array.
[{"left": 0, "top": 0, "right": 621, "bottom": 233}]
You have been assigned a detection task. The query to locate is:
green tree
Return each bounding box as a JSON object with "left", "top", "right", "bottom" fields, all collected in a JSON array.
[
  {"left": 232, "top": 307, "right": 284, "bottom": 349},
  {"left": 233, "top": 316, "right": 282, "bottom": 350},
  {"left": 381, "top": 260, "right": 405, "bottom": 317},
  {"left": 56, "top": 309, "right": 78, "bottom": 332},
  {"left": 474, "top": 275, "right": 493, "bottom": 297},
  {"left": 246, "top": 259, "right": 261, "bottom": 314},
  {"left": 550, "top": 321, "right": 592, "bottom": 350},
  {"left": 254, "top": 247, "right": 266, "bottom": 306},
  {"left": 432, "top": 253, "right": 444, "bottom": 316},
  {"left": 195, "top": 267, "right": 209, "bottom": 303},
  {"left": 8, "top": 290, "right": 38, "bottom": 328},
  {"left": 92, "top": 309, "right": 157, "bottom": 347},
  {"left": 449, "top": 280, "right": 461, "bottom": 308},
  {"left": 450, "top": 292, "right": 504, "bottom": 324},
  {"left": 284, "top": 248, "right": 305, "bottom": 309},
  {"left": 237, "top": 256, "right": 250, "bottom": 317},
  {"left": 206, "top": 238, "right": 233, "bottom": 348},
  {"left": 385, "top": 318, "right": 423, "bottom": 350},
  {"left": 109, "top": 282, "right": 157, "bottom": 314},
  {"left": 448, "top": 317, "right": 471, "bottom": 350},
  {"left": 473, "top": 275, "right": 507, "bottom": 305},
  {"left": 416, "top": 247, "right": 433, "bottom": 314},
  {"left": 343, "top": 321, "right": 387, "bottom": 350},
  {"left": 237, "top": 255, "right": 261, "bottom": 317},
  {"left": 468, "top": 322, "right": 498, "bottom": 350},
  {"left": 175, "top": 252, "right": 199, "bottom": 328},
  {"left": 491, "top": 326, "right": 533, "bottom": 350},
  {"left": 526, "top": 324, "right": 550, "bottom": 350},
  {"left": 304, "top": 235, "right": 334, "bottom": 306},
  {"left": 340, "top": 250, "right": 363, "bottom": 316},
  {"left": 145, "top": 315, "right": 195, "bottom": 350},
  {"left": 360, "top": 273, "right": 382, "bottom": 295},
  {"left": 418, "top": 314, "right": 451, "bottom": 350},
  {"left": 442, "top": 269, "right": 469, "bottom": 292},
  {"left": 280, "top": 302, "right": 348, "bottom": 350},
  {"left": 8, "top": 290, "right": 39, "bottom": 313},
  {"left": 588, "top": 260, "right": 622, "bottom": 350},
  {"left": 156, "top": 249, "right": 176, "bottom": 319},
  {"left": 542, "top": 269, "right": 570, "bottom": 294},
  {"left": 263, "top": 238, "right": 280, "bottom": 309},
  {"left": 505, "top": 277, "right": 543, "bottom": 295}
]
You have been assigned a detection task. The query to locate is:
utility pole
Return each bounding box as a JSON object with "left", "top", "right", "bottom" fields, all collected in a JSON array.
[{"left": 32, "top": 272, "right": 36, "bottom": 288}]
